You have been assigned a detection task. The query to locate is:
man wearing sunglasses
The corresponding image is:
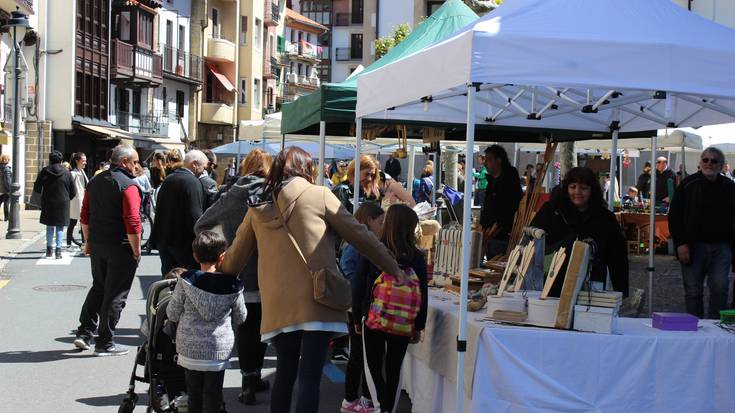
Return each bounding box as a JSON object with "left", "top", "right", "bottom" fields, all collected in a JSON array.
[{"left": 668, "top": 147, "right": 735, "bottom": 319}]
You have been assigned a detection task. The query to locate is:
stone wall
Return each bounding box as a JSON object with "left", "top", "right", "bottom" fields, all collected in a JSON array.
[{"left": 24, "top": 120, "right": 52, "bottom": 206}]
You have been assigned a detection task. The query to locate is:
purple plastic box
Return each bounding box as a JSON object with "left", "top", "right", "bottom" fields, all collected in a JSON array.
[{"left": 652, "top": 312, "right": 699, "bottom": 331}]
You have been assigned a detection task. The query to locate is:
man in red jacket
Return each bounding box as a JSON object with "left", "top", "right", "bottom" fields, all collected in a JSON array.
[{"left": 73, "top": 144, "right": 142, "bottom": 356}]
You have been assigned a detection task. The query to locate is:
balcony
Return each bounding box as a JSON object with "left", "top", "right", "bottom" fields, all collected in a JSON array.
[
  {"left": 335, "top": 47, "right": 362, "bottom": 61},
  {"left": 264, "top": 56, "right": 280, "bottom": 79},
  {"left": 286, "top": 72, "right": 319, "bottom": 89},
  {"left": 201, "top": 101, "right": 235, "bottom": 124},
  {"left": 111, "top": 40, "right": 163, "bottom": 86},
  {"left": 115, "top": 110, "right": 175, "bottom": 136},
  {"left": 285, "top": 40, "right": 321, "bottom": 63},
  {"left": 206, "top": 36, "right": 236, "bottom": 63},
  {"left": 163, "top": 46, "right": 203, "bottom": 84},
  {"left": 335, "top": 13, "right": 363, "bottom": 26},
  {"left": 264, "top": 0, "right": 280, "bottom": 26}
]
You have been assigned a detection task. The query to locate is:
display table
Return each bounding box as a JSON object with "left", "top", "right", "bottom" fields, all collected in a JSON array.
[
  {"left": 403, "top": 290, "right": 735, "bottom": 413},
  {"left": 616, "top": 212, "right": 670, "bottom": 248}
]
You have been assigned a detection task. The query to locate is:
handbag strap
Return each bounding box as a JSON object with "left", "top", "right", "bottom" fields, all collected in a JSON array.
[{"left": 274, "top": 196, "right": 313, "bottom": 273}]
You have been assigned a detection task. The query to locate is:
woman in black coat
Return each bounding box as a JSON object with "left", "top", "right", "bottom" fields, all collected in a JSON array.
[
  {"left": 33, "top": 150, "right": 76, "bottom": 259},
  {"left": 531, "top": 167, "right": 629, "bottom": 297}
]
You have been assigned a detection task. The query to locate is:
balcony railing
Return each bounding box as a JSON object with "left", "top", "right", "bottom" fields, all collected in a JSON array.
[
  {"left": 111, "top": 39, "right": 163, "bottom": 84},
  {"left": 335, "top": 12, "right": 362, "bottom": 26},
  {"left": 163, "top": 45, "right": 203, "bottom": 83},
  {"left": 335, "top": 47, "right": 362, "bottom": 61},
  {"left": 264, "top": 56, "right": 280, "bottom": 79},
  {"left": 264, "top": 0, "right": 280, "bottom": 26},
  {"left": 116, "top": 110, "right": 176, "bottom": 135},
  {"left": 285, "top": 40, "right": 320, "bottom": 60},
  {"left": 286, "top": 72, "right": 320, "bottom": 88}
]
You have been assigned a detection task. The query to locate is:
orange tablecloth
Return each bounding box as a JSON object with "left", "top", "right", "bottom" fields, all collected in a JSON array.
[{"left": 616, "top": 212, "right": 670, "bottom": 245}]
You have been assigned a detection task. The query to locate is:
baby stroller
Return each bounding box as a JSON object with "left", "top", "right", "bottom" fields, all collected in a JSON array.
[{"left": 119, "top": 279, "right": 186, "bottom": 413}]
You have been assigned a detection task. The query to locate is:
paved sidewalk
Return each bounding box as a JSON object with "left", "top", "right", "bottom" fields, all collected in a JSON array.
[{"left": 0, "top": 209, "right": 46, "bottom": 278}]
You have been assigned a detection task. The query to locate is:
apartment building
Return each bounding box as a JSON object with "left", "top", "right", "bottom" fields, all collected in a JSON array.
[
  {"left": 282, "top": 8, "right": 326, "bottom": 102},
  {"left": 236, "top": 0, "right": 264, "bottom": 125},
  {"left": 153, "top": 0, "right": 203, "bottom": 146},
  {"left": 191, "top": 0, "right": 240, "bottom": 149},
  {"left": 262, "top": 0, "right": 285, "bottom": 114}
]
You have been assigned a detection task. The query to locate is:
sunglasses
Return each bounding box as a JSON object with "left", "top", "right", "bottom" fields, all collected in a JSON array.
[{"left": 701, "top": 157, "right": 720, "bottom": 165}]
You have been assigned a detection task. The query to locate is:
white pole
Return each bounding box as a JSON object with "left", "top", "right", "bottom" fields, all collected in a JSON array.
[
  {"left": 648, "top": 134, "right": 658, "bottom": 316},
  {"left": 608, "top": 109, "right": 620, "bottom": 210},
  {"left": 236, "top": 140, "right": 243, "bottom": 167},
  {"left": 681, "top": 142, "right": 686, "bottom": 176},
  {"left": 513, "top": 142, "right": 518, "bottom": 168},
  {"left": 456, "top": 84, "right": 477, "bottom": 413},
  {"left": 619, "top": 151, "right": 624, "bottom": 197},
  {"left": 318, "top": 121, "right": 326, "bottom": 185},
  {"left": 353, "top": 118, "right": 362, "bottom": 215}
]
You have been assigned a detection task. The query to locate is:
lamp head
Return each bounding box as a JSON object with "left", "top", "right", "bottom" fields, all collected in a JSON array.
[{"left": 4, "top": 8, "right": 31, "bottom": 43}]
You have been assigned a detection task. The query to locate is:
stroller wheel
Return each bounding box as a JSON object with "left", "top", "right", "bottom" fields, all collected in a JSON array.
[{"left": 118, "top": 399, "right": 136, "bottom": 413}]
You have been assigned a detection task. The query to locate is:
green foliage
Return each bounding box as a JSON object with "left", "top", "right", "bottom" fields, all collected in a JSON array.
[
  {"left": 463, "top": 0, "right": 502, "bottom": 15},
  {"left": 375, "top": 23, "right": 412, "bottom": 59}
]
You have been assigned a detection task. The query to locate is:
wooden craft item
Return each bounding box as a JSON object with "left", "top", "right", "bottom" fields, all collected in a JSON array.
[
  {"left": 497, "top": 246, "right": 521, "bottom": 296},
  {"left": 541, "top": 247, "right": 566, "bottom": 299},
  {"left": 555, "top": 241, "right": 591, "bottom": 329},
  {"left": 513, "top": 243, "right": 535, "bottom": 292},
  {"left": 492, "top": 310, "right": 528, "bottom": 323}
]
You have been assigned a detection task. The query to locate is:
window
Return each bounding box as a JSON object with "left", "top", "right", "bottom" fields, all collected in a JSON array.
[
  {"left": 162, "top": 87, "right": 168, "bottom": 110},
  {"left": 176, "top": 90, "right": 185, "bottom": 119},
  {"left": 270, "top": 34, "right": 275, "bottom": 57},
  {"left": 119, "top": 11, "right": 131, "bottom": 42},
  {"left": 289, "top": 28, "right": 295, "bottom": 43},
  {"left": 350, "top": 33, "right": 363, "bottom": 59},
  {"left": 254, "top": 18, "right": 262, "bottom": 49},
  {"left": 427, "top": 1, "right": 443, "bottom": 17},
  {"left": 178, "top": 25, "right": 186, "bottom": 51},
  {"left": 212, "top": 8, "right": 220, "bottom": 38},
  {"left": 301, "top": 0, "right": 332, "bottom": 25},
  {"left": 132, "top": 90, "right": 141, "bottom": 117},
  {"left": 351, "top": 0, "right": 364, "bottom": 24},
  {"left": 137, "top": 12, "right": 154, "bottom": 47},
  {"left": 166, "top": 20, "right": 173, "bottom": 46},
  {"left": 240, "top": 16, "right": 248, "bottom": 45},
  {"left": 118, "top": 88, "right": 129, "bottom": 112},
  {"left": 297, "top": 63, "right": 303, "bottom": 76},
  {"left": 254, "top": 79, "right": 261, "bottom": 108},
  {"left": 239, "top": 78, "right": 248, "bottom": 105},
  {"left": 266, "top": 88, "right": 274, "bottom": 109}
]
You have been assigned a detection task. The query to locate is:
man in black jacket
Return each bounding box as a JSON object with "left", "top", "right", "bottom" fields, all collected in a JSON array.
[
  {"left": 151, "top": 150, "right": 208, "bottom": 275},
  {"left": 384, "top": 154, "right": 402, "bottom": 182},
  {"left": 74, "top": 144, "right": 141, "bottom": 356},
  {"left": 668, "top": 147, "right": 735, "bottom": 319},
  {"left": 655, "top": 156, "right": 676, "bottom": 204},
  {"left": 480, "top": 145, "right": 522, "bottom": 259}
]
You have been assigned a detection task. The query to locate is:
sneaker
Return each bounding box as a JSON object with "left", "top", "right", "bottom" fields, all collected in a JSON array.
[
  {"left": 360, "top": 397, "right": 376, "bottom": 413},
  {"left": 340, "top": 399, "right": 362, "bottom": 413},
  {"left": 94, "top": 343, "right": 129, "bottom": 357},
  {"left": 331, "top": 347, "right": 349, "bottom": 363},
  {"left": 73, "top": 336, "right": 91, "bottom": 351}
]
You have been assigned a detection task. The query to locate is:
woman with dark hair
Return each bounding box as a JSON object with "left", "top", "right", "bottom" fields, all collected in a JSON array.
[
  {"left": 33, "top": 150, "right": 76, "bottom": 259},
  {"left": 150, "top": 151, "right": 166, "bottom": 189},
  {"left": 194, "top": 148, "right": 273, "bottom": 405},
  {"left": 636, "top": 161, "right": 652, "bottom": 199},
  {"left": 68, "top": 152, "right": 88, "bottom": 247},
  {"left": 531, "top": 167, "right": 629, "bottom": 297},
  {"left": 221, "top": 146, "right": 402, "bottom": 413}
]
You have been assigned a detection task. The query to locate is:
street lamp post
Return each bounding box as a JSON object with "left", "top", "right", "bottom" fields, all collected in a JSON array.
[{"left": 4, "top": 8, "right": 30, "bottom": 239}]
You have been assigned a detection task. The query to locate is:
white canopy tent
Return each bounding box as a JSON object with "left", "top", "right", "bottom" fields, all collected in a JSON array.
[{"left": 355, "top": 1, "right": 735, "bottom": 411}]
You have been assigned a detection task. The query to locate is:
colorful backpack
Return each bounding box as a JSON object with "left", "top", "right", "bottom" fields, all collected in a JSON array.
[{"left": 365, "top": 267, "right": 422, "bottom": 337}]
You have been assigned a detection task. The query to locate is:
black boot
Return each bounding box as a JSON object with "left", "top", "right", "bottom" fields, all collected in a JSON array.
[
  {"left": 238, "top": 374, "right": 257, "bottom": 405},
  {"left": 255, "top": 374, "right": 270, "bottom": 392},
  {"left": 46, "top": 247, "right": 53, "bottom": 258},
  {"left": 55, "top": 248, "right": 62, "bottom": 259}
]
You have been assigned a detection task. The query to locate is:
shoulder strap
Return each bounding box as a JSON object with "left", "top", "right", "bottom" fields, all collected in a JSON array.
[{"left": 274, "top": 195, "right": 312, "bottom": 272}]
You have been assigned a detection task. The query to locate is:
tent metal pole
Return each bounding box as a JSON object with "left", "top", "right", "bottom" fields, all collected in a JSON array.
[
  {"left": 619, "top": 152, "right": 624, "bottom": 197},
  {"left": 433, "top": 144, "right": 441, "bottom": 209},
  {"left": 236, "top": 140, "right": 243, "bottom": 168},
  {"left": 681, "top": 142, "right": 686, "bottom": 176},
  {"left": 649, "top": 134, "right": 658, "bottom": 316},
  {"left": 608, "top": 109, "right": 620, "bottom": 210},
  {"left": 456, "top": 83, "right": 477, "bottom": 413},
  {"left": 318, "top": 121, "right": 326, "bottom": 186},
  {"left": 407, "top": 143, "right": 416, "bottom": 194},
  {"left": 353, "top": 118, "right": 362, "bottom": 215},
  {"left": 281, "top": 134, "right": 285, "bottom": 151}
]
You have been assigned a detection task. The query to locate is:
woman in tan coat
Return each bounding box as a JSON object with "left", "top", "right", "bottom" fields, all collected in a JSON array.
[{"left": 221, "top": 147, "right": 402, "bottom": 413}]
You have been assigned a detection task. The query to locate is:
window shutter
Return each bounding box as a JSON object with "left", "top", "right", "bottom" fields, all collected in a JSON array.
[{"left": 277, "top": 35, "right": 285, "bottom": 53}]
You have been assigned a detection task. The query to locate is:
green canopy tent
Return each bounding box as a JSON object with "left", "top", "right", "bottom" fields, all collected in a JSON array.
[{"left": 280, "top": 0, "right": 479, "bottom": 136}]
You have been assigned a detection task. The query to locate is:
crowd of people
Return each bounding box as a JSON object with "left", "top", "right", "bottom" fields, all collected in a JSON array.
[{"left": 17, "top": 139, "right": 732, "bottom": 413}]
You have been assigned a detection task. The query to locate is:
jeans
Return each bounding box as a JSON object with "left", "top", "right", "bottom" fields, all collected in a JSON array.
[
  {"left": 77, "top": 243, "right": 138, "bottom": 346},
  {"left": 46, "top": 225, "right": 64, "bottom": 249},
  {"left": 237, "top": 302, "right": 268, "bottom": 375},
  {"left": 271, "top": 330, "right": 332, "bottom": 413},
  {"left": 474, "top": 189, "right": 486, "bottom": 207},
  {"left": 363, "top": 327, "right": 410, "bottom": 413},
  {"left": 158, "top": 244, "right": 198, "bottom": 277},
  {"left": 184, "top": 369, "right": 225, "bottom": 413},
  {"left": 681, "top": 242, "right": 733, "bottom": 319},
  {"left": 345, "top": 313, "right": 370, "bottom": 402}
]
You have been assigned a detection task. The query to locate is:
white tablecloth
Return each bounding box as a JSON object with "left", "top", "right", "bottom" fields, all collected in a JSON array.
[{"left": 403, "top": 291, "right": 735, "bottom": 413}]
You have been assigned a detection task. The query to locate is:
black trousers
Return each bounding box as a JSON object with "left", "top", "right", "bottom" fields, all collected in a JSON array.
[
  {"left": 363, "top": 328, "right": 410, "bottom": 413},
  {"left": 67, "top": 219, "right": 84, "bottom": 245},
  {"left": 237, "top": 302, "right": 268, "bottom": 374},
  {"left": 158, "top": 243, "right": 197, "bottom": 277},
  {"left": 345, "top": 313, "right": 370, "bottom": 402},
  {"left": 184, "top": 369, "right": 225, "bottom": 413},
  {"left": 271, "top": 330, "right": 332, "bottom": 413},
  {"left": 0, "top": 193, "right": 8, "bottom": 220},
  {"left": 77, "top": 243, "right": 138, "bottom": 346}
]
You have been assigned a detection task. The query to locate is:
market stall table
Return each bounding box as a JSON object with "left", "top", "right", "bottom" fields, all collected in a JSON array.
[
  {"left": 616, "top": 212, "right": 670, "bottom": 250},
  {"left": 402, "top": 289, "right": 735, "bottom": 413}
]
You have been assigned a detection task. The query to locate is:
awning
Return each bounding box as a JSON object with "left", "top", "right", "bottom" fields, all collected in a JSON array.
[
  {"left": 78, "top": 124, "right": 135, "bottom": 139},
  {"left": 207, "top": 63, "right": 236, "bottom": 92}
]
